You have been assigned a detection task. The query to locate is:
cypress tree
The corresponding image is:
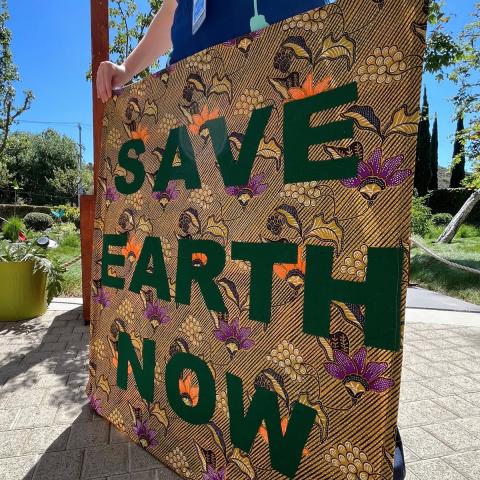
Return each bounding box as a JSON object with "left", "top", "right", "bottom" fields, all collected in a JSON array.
[
  {"left": 429, "top": 113, "right": 439, "bottom": 190},
  {"left": 414, "top": 87, "right": 432, "bottom": 196},
  {"left": 449, "top": 115, "right": 466, "bottom": 188}
]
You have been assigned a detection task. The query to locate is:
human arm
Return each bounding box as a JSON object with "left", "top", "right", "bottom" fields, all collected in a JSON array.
[{"left": 96, "top": 0, "right": 177, "bottom": 103}]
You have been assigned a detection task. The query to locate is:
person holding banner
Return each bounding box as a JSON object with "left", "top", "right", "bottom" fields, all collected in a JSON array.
[
  {"left": 95, "top": 1, "right": 407, "bottom": 479},
  {"left": 97, "top": 0, "right": 334, "bottom": 102}
]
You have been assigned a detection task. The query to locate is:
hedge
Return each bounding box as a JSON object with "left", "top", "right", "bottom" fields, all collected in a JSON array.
[
  {"left": 425, "top": 188, "right": 480, "bottom": 223},
  {"left": 0, "top": 204, "right": 53, "bottom": 220}
]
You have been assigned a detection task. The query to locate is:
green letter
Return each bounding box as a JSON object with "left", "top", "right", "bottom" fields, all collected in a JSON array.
[
  {"left": 165, "top": 352, "right": 215, "bottom": 425},
  {"left": 153, "top": 126, "right": 201, "bottom": 191},
  {"left": 115, "top": 139, "right": 146, "bottom": 194},
  {"left": 304, "top": 246, "right": 403, "bottom": 351},
  {"left": 117, "top": 331, "right": 155, "bottom": 403},
  {"left": 129, "top": 236, "right": 170, "bottom": 301},
  {"left": 175, "top": 239, "right": 227, "bottom": 312},
  {"left": 232, "top": 241, "right": 297, "bottom": 324},
  {"left": 101, "top": 233, "right": 126, "bottom": 289},
  {"left": 206, "top": 106, "right": 273, "bottom": 187},
  {"left": 227, "top": 373, "right": 316, "bottom": 478},
  {"left": 284, "top": 82, "right": 358, "bottom": 183}
]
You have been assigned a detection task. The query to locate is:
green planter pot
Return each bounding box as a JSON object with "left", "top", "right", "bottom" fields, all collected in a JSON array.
[{"left": 0, "top": 261, "right": 47, "bottom": 321}]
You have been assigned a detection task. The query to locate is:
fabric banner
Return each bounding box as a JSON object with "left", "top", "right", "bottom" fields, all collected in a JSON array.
[{"left": 88, "top": 1, "right": 427, "bottom": 478}]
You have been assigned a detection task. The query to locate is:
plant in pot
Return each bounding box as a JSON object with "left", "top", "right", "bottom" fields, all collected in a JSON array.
[{"left": 0, "top": 238, "right": 65, "bottom": 321}]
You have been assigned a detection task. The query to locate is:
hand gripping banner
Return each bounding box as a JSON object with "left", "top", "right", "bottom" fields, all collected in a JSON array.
[{"left": 88, "top": 1, "right": 427, "bottom": 478}]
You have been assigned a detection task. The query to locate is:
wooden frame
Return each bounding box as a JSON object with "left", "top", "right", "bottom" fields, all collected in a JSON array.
[{"left": 80, "top": 0, "right": 109, "bottom": 322}]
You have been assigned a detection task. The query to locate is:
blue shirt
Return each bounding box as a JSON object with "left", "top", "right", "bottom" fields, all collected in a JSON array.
[{"left": 170, "top": 0, "right": 331, "bottom": 64}]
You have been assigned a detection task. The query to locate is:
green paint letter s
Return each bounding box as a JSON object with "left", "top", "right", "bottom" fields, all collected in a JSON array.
[{"left": 115, "top": 139, "right": 146, "bottom": 195}]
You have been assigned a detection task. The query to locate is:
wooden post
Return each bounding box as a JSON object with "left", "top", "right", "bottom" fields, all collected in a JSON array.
[{"left": 80, "top": 0, "right": 109, "bottom": 323}]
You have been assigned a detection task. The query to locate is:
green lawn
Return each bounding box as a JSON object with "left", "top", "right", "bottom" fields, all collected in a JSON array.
[
  {"left": 47, "top": 231, "right": 82, "bottom": 297},
  {"left": 410, "top": 236, "right": 480, "bottom": 305}
]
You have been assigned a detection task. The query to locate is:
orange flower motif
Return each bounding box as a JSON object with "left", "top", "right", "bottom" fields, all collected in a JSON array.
[
  {"left": 258, "top": 417, "right": 310, "bottom": 457},
  {"left": 121, "top": 237, "right": 142, "bottom": 262},
  {"left": 192, "top": 252, "right": 208, "bottom": 267},
  {"left": 131, "top": 125, "right": 150, "bottom": 143},
  {"left": 288, "top": 74, "right": 332, "bottom": 100},
  {"left": 179, "top": 372, "right": 199, "bottom": 407},
  {"left": 112, "top": 351, "right": 133, "bottom": 374},
  {"left": 189, "top": 105, "right": 220, "bottom": 135},
  {"left": 273, "top": 247, "right": 306, "bottom": 290}
]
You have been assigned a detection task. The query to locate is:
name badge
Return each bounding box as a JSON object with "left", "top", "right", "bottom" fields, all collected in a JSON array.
[{"left": 192, "top": 0, "right": 206, "bottom": 35}]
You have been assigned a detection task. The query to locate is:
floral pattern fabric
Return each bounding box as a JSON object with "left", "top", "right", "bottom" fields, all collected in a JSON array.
[{"left": 88, "top": 1, "right": 427, "bottom": 479}]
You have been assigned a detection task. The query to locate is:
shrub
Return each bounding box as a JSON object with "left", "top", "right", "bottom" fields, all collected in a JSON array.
[
  {"left": 431, "top": 213, "right": 453, "bottom": 227},
  {"left": 2, "top": 217, "right": 25, "bottom": 242},
  {"left": 0, "top": 204, "right": 52, "bottom": 219},
  {"left": 61, "top": 232, "right": 81, "bottom": 248},
  {"left": 425, "top": 188, "right": 480, "bottom": 223},
  {"left": 411, "top": 197, "right": 432, "bottom": 237},
  {"left": 57, "top": 205, "right": 80, "bottom": 228},
  {"left": 456, "top": 224, "right": 480, "bottom": 239},
  {"left": 24, "top": 212, "right": 54, "bottom": 231}
]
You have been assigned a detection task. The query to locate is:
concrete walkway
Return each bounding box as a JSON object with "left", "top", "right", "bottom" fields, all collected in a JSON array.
[{"left": 0, "top": 297, "right": 478, "bottom": 480}]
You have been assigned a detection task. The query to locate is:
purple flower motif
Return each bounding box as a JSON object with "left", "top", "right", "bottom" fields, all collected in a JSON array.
[
  {"left": 133, "top": 419, "right": 158, "bottom": 448},
  {"left": 341, "top": 148, "right": 412, "bottom": 204},
  {"left": 152, "top": 181, "right": 180, "bottom": 211},
  {"left": 203, "top": 466, "right": 226, "bottom": 480},
  {"left": 324, "top": 347, "right": 394, "bottom": 399},
  {"left": 105, "top": 186, "right": 119, "bottom": 203},
  {"left": 214, "top": 318, "right": 255, "bottom": 358},
  {"left": 144, "top": 301, "right": 171, "bottom": 330},
  {"left": 88, "top": 394, "right": 102, "bottom": 415},
  {"left": 93, "top": 288, "right": 110, "bottom": 309},
  {"left": 225, "top": 174, "right": 268, "bottom": 208}
]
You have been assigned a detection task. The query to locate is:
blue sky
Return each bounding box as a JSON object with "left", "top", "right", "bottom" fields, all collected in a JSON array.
[{"left": 7, "top": 0, "right": 478, "bottom": 168}]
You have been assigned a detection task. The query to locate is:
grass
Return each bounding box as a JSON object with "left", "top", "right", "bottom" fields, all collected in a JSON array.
[
  {"left": 410, "top": 233, "right": 480, "bottom": 305},
  {"left": 47, "top": 225, "right": 82, "bottom": 297}
]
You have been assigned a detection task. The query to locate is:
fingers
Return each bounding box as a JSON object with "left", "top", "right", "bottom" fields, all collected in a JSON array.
[{"left": 96, "top": 62, "right": 112, "bottom": 104}]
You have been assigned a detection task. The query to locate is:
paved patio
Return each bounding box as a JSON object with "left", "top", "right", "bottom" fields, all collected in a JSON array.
[{"left": 0, "top": 299, "right": 479, "bottom": 480}]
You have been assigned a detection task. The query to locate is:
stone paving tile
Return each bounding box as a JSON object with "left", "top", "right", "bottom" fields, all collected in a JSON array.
[
  {"left": 0, "top": 409, "right": 18, "bottom": 431},
  {"left": 0, "top": 428, "right": 30, "bottom": 459},
  {"left": 444, "top": 451, "right": 480, "bottom": 480},
  {"left": 398, "top": 400, "right": 458, "bottom": 428},
  {"left": 33, "top": 448, "right": 85, "bottom": 480},
  {"left": 22, "top": 426, "right": 71, "bottom": 455},
  {"left": 408, "top": 458, "right": 466, "bottom": 480},
  {"left": 12, "top": 405, "right": 59, "bottom": 429},
  {"left": 67, "top": 419, "right": 109, "bottom": 449},
  {"left": 82, "top": 444, "right": 129, "bottom": 479},
  {"left": 433, "top": 395, "right": 480, "bottom": 418},
  {"left": 0, "top": 454, "right": 39, "bottom": 480},
  {"left": 423, "top": 420, "right": 480, "bottom": 452},
  {"left": 399, "top": 381, "right": 438, "bottom": 402},
  {"left": 54, "top": 402, "right": 93, "bottom": 425},
  {"left": 400, "top": 427, "right": 454, "bottom": 459},
  {"left": 109, "top": 425, "right": 130, "bottom": 444},
  {"left": 129, "top": 443, "right": 165, "bottom": 472}
]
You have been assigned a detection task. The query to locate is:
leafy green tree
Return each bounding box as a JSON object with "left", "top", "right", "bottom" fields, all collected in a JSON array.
[
  {"left": 1, "top": 130, "right": 80, "bottom": 205},
  {"left": 415, "top": 87, "right": 432, "bottom": 196},
  {"left": 48, "top": 164, "right": 94, "bottom": 200},
  {"left": 87, "top": 0, "right": 163, "bottom": 81},
  {"left": 0, "top": 0, "right": 33, "bottom": 156},
  {"left": 449, "top": 116, "right": 466, "bottom": 188},
  {"left": 429, "top": 113, "right": 439, "bottom": 190}
]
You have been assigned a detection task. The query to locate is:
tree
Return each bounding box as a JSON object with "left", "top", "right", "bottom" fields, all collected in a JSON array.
[
  {"left": 87, "top": 0, "right": 163, "bottom": 81},
  {"left": 1, "top": 130, "right": 80, "bottom": 205},
  {"left": 429, "top": 113, "right": 439, "bottom": 190},
  {"left": 0, "top": 0, "right": 33, "bottom": 156},
  {"left": 449, "top": 116, "right": 466, "bottom": 188},
  {"left": 414, "top": 87, "right": 432, "bottom": 196},
  {"left": 48, "top": 164, "right": 94, "bottom": 200}
]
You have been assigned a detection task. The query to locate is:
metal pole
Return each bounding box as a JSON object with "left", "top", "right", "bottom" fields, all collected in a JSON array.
[{"left": 78, "top": 123, "right": 83, "bottom": 206}]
